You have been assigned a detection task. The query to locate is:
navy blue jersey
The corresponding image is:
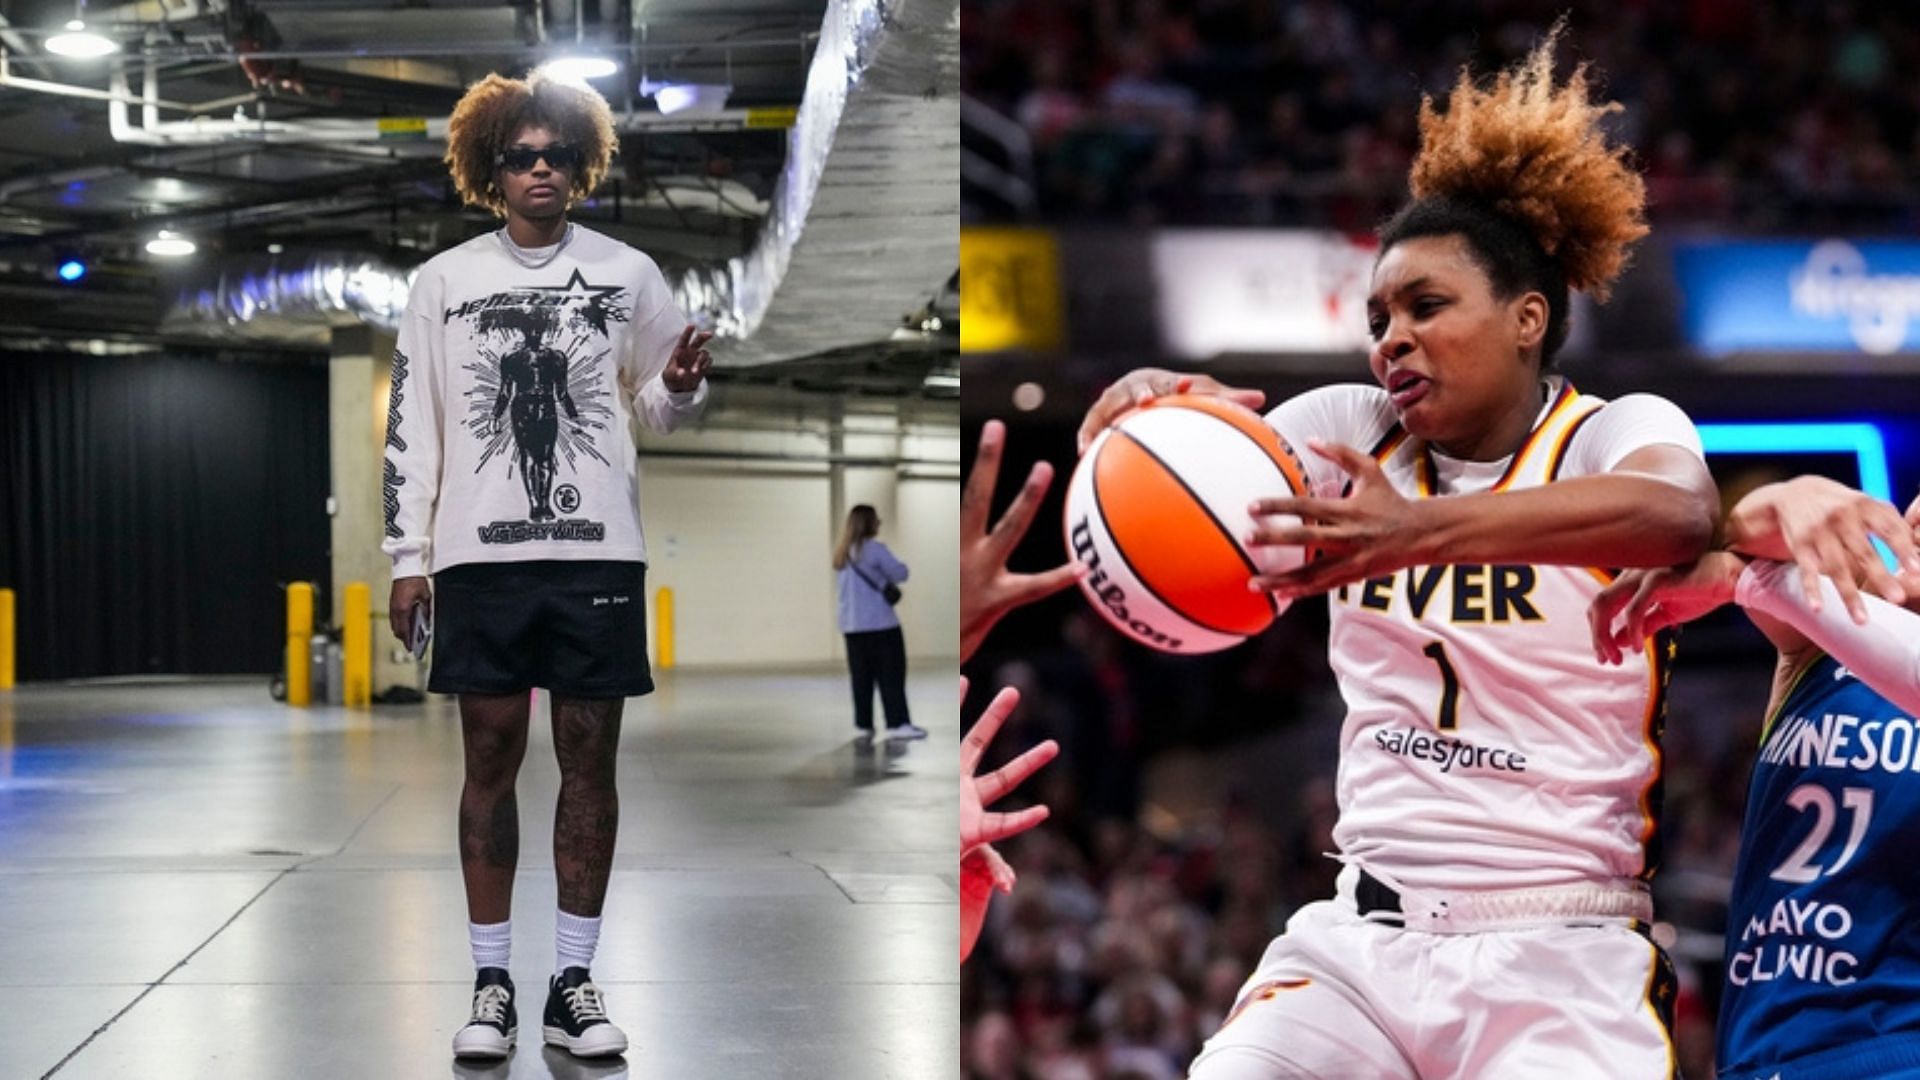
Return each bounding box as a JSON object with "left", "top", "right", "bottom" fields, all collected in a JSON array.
[{"left": 1719, "top": 654, "right": 1920, "bottom": 1079}]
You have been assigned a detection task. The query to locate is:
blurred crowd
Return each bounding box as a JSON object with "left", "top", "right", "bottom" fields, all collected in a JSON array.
[
  {"left": 962, "top": 595, "right": 1770, "bottom": 1079},
  {"left": 962, "top": 0, "right": 1920, "bottom": 230}
]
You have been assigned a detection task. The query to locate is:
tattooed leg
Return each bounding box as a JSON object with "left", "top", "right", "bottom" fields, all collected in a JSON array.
[
  {"left": 551, "top": 695, "right": 624, "bottom": 917},
  {"left": 459, "top": 691, "right": 531, "bottom": 924}
]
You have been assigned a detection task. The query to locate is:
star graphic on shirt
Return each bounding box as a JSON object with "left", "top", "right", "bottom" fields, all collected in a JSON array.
[
  {"left": 525, "top": 268, "right": 623, "bottom": 302},
  {"left": 525, "top": 269, "right": 628, "bottom": 336}
]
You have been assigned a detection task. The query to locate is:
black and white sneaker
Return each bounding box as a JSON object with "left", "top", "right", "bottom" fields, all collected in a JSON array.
[
  {"left": 542, "top": 967, "right": 629, "bottom": 1057},
  {"left": 452, "top": 967, "right": 517, "bottom": 1060}
]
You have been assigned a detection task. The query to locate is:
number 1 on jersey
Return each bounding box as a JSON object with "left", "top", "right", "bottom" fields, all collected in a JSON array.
[{"left": 1422, "top": 640, "right": 1461, "bottom": 731}]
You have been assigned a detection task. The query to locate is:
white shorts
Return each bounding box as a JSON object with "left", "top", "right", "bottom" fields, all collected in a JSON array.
[{"left": 1189, "top": 873, "right": 1678, "bottom": 1080}]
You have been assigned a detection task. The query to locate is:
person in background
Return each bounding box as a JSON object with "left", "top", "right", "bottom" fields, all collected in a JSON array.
[{"left": 834, "top": 504, "right": 923, "bottom": 741}]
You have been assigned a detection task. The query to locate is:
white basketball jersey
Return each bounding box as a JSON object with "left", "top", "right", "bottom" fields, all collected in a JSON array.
[{"left": 1267, "top": 377, "right": 1702, "bottom": 894}]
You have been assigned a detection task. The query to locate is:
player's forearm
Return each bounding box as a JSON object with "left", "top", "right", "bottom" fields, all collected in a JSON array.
[
  {"left": 1739, "top": 560, "right": 1920, "bottom": 716},
  {"left": 1415, "top": 473, "right": 1715, "bottom": 569}
]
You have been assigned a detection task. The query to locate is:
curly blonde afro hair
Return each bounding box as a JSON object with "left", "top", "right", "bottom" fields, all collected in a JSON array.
[
  {"left": 444, "top": 71, "right": 618, "bottom": 217},
  {"left": 1398, "top": 23, "right": 1647, "bottom": 301}
]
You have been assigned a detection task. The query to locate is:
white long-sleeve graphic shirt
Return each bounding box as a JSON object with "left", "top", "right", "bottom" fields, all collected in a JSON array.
[{"left": 382, "top": 225, "right": 708, "bottom": 577}]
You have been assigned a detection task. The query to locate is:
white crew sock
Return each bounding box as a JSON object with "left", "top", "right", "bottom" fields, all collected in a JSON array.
[
  {"left": 469, "top": 919, "right": 511, "bottom": 972},
  {"left": 556, "top": 910, "right": 602, "bottom": 973}
]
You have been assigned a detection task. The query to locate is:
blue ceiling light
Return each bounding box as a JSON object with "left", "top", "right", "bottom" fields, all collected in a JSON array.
[{"left": 57, "top": 258, "right": 87, "bottom": 282}]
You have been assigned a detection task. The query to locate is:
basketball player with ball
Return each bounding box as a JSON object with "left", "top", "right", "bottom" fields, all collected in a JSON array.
[{"left": 1073, "top": 28, "right": 1745, "bottom": 1079}]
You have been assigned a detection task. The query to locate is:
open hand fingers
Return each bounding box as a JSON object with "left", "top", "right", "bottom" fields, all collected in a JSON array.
[
  {"left": 1306, "top": 439, "right": 1376, "bottom": 482},
  {"left": 986, "top": 460, "right": 1055, "bottom": 557},
  {"left": 961, "top": 686, "right": 1021, "bottom": 775},
  {"left": 976, "top": 805, "right": 1051, "bottom": 847},
  {"left": 1588, "top": 576, "right": 1638, "bottom": 665},
  {"left": 963, "top": 420, "right": 1007, "bottom": 536},
  {"left": 1620, "top": 571, "right": 1666, "bottom": 646},
  {"left": 1001, "top": 563, "right": 1084, "bottom": 609},
  {"left": 975, "top": 739, "right": 1060, "bottom": 806}
]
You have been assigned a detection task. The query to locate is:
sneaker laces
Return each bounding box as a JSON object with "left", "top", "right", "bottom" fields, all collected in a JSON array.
[
  {"left": 469, "top": 984, "right": 511, "bottom": 1026},
  {"left": 563, "top": 981, "right": 608, "bottom": 1023}
]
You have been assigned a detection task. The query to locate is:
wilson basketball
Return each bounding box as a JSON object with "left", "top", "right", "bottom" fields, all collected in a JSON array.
[{"left": 1063, "top": 395, "right": 1310, "bottom": 654}]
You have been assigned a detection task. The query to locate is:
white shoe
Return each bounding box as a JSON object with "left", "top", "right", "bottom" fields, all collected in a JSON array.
[{"left": 885, "top": 723, "right": 929, "bottom": 741}]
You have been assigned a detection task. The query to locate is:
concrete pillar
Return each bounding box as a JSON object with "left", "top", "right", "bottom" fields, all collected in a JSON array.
[{"left": 329, "top": 325, "right": 415, "bottom": 696}]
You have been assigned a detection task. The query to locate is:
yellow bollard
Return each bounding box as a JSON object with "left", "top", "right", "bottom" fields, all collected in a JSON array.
[
  {"left": 656, "top": 587, "right": 675, "bottom": 670},
  {"left": 286, "top": 582, "right": 313, "bottom": 707},
  {"left": 343, "top": 582, "right": 371, "bottom": 708},
  {"left": 0, "top": 588, "right": 13, "bottom": 690}
]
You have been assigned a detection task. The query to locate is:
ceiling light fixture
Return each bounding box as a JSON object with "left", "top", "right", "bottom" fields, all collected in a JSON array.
[
  {"left": 641, "top": 79, "right": 732, "bottom": 116},
  {"left": 542, "top": 56, "right": 618, "bottom": 83},
  {"left": 45, "top": 17, "right": 118, "bottom": 57},
  {"left": 146, "top": 231, "right": 196, "bottom": 257}
]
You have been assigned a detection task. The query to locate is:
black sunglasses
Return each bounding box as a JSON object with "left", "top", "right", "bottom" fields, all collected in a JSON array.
[{"left": 494, "top": 144, "right": 584, "bottom": 173}]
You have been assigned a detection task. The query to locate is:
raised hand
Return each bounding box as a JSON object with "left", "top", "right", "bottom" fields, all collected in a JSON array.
[
  {"left": 1245, "top": 440, "right": 1422, "bottom": 598},
  {"left": 960, "top": 676, "right": 1060, "bottom": 857},
  {"left": 662, "top": 324, "right": 714, "bottom": 393},
  {"left": 961, "top": 419, "right": 1082, "bottom": 662},
  {"left": 1726, "top": 475, "right": 1920, "bottom": 624}
]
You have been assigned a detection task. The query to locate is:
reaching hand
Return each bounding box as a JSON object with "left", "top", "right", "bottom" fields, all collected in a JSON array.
[
  {"left": 1074, "top": 369, "right": 1266, "bottom": 455},
  {"left": 1725, "top": 476, "right": 1920, "bottom": 624},
  {"left": 960, "top": 676, "right": 1059, "bottom": 857},
  {"left": 662, "top": 324, "right": 714, "bottom": 393},
  {"left": 1588, "top": 551, "right": 1748, "bottom": 665},
  {"left": 961, "top": 420, "right": 1082, "bottom": 662},
  {"left": 1245, "top": 440, "right": 1425, "bottom": 598}
]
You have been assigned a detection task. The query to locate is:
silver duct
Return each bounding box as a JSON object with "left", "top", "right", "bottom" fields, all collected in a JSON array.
[
  {"left": 672, "top": 0, "right": 959, "bottom": 364},
  {"left": 160, "top": 253, "right": 415, "bottom": 346}
]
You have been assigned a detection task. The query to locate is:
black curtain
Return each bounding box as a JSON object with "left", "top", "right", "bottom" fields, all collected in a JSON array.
[{"left": 1, "top": 348, "right": 330, "bottom": 679}]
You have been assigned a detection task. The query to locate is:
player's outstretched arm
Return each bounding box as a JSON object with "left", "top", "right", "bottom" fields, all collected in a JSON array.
[
  {"left": 1733, "top": 559, "right": 1920, "bottom": 718},
  {"left": 1248, "top": 442, "right": 1718, "bottom": 597},
  {"left": 1589, "top": 552, "right": 1748, "bottom": 665},
  {"left": 1074, "top": 369, "right": 1266, "bottom": 455},
  {"left": 961, "top": 420, "right": 1081, "bottom": 663},
  {"left": 1723, "top": 475, "right": 1920, "bottom": 624}
]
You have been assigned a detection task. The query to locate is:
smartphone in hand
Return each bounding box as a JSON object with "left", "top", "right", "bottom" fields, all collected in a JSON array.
[{"left": 408, "top": 601, "right": 431, "bottom": 661}]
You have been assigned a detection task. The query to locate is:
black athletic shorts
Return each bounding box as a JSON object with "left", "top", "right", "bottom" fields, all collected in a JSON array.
[{"left": 428, "top": 560, "right": 654, "bottom": 698}]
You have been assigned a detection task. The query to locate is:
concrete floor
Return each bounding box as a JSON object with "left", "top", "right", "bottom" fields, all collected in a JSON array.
[{"left": 0, "top": 667, "right": 959, "bottom": 1079}]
